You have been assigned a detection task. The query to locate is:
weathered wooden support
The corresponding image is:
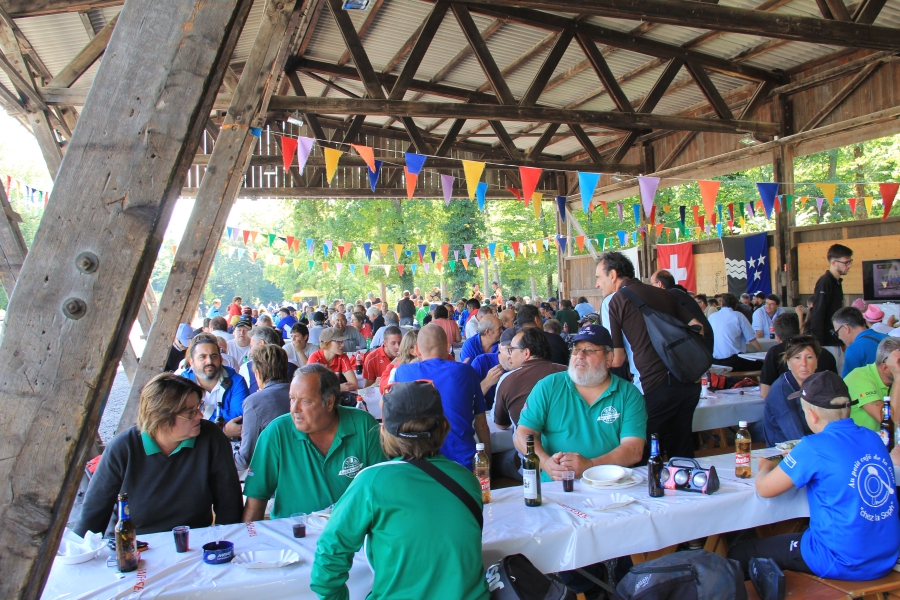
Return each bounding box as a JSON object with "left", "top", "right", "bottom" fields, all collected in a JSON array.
[
  {"left": 0, "top": 0, "right": 253, "bottom": 596},
  {"left": 773, "top": 142, "right": 795, "bottom": 306},
  {"left": 46, "top": 13, "right": 118, "bottom": 88},
  {"left": 798, "top": 61, "right": 881, "bottom": 132},
  {"left": 0, "top": 184, "right": 28, "bottom": 297},
  {"left": 118, "top": 0, "right": 307, "bottom": 436}
]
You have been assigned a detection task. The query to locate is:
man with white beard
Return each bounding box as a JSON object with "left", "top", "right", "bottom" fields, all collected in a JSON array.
[{"left": 514, "top": 324, "right": 647, "bottom": 481}]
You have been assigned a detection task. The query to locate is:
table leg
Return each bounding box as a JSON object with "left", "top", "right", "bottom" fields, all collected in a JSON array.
[{"left": 703, "top": 534, "right": 728, "bottom": 558}]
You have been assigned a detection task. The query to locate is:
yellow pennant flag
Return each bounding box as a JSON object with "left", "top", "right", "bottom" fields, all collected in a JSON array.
[
  {"left": 322, "top": 262, "right": 329, "bottom": 272},
  {"left": 739, "top": 216, "right": 746, "bottom": 229},
  {"left": 293, "top": 258, "right": 301, "bottom": 270},
  {"left": 532, "top": 192, "right": 542, "bottom": 219},
  {"left": 521, "top": 243, "right": 527, "bottom": 258},
  {"left": 379, "top": 243, "right": 388, "bottom": 258},
  {"left": 461, "top": 258, "right": 469, "bottom": 270},
  {"left": 324, "top": 148, "right": 343, "bottom": 185},
  {"left": 664, "top": 204, "right": 671, "bottom": 213},
  {"left": 462, "top": 160, "right": 486, "bottom": 200},
  {"left": 865, "top": 196, "right": 874, "bottom": 215},
  {"left": 279, "top": 256, "right": 285, "bottom": 266},
  {"left": 394, "top": 244, "right": 404, "bottom": 263},
  {"left": 816, "top": 183, "right": 836, "bottom": 207}
]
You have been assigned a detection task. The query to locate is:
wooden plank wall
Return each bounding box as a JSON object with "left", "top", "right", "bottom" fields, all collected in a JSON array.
[{"left": 798, "top": 235, "right": 900, "bottom": 295}]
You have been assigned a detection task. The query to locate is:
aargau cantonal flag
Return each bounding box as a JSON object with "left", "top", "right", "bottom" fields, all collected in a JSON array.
[{"left": 656, "top": 242, "right": 696, "bottom": 293}]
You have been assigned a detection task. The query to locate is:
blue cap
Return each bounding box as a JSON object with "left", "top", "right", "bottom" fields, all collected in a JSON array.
[
  {"left": 176, "top": 323, "right": 194, "bottom": 347},
  {"left": 570, "top": 324, "right": 613, "bottom": 347}
]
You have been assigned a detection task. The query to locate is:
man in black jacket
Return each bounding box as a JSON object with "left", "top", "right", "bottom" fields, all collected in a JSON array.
[
  {"left": 651, "top": 269, "right": 715, "bottom": 353},
  {"left": 808, "top": 243, "right": 852, "bottom": 373},
  {"left": 517, "top": 303, "right": 569, "bottom": 365},
  {"left": 396, "top": 290, "right": 416, "bottom": 326}
]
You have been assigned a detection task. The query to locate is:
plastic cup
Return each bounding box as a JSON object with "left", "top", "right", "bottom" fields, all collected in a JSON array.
[
  {"left": 562, "top": 470, "right": 575, "bottom": 492},
  {"left": 291, "top": 513, "right": 307, "bottom": 538},
  {"left": 173, "top": 526, "right": 190, "bottom": 552}
]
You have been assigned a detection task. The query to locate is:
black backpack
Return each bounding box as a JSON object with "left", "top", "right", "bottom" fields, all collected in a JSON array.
[
  {"left": 615, "top": 550, "right": 747, "bottom": 600},
  {"left": 619, "top": 287, "right": 713, "bottom": 384},
  {"left": 487, "top": 554, "right": 567, "bottom": 600}
]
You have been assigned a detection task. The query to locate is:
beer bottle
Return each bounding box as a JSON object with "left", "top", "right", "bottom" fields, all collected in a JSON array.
[
  {"left": 215, "top": 401, "right": 226, "bottom": 430},
  {"left": 735, "top": 421, "right": 752, "bottom": 478},
  {"left": 523, "top": 434, "right": 542, "bottom": 507},
  {"left": 474, "top": 443, "right": 491, "bottom": 504},
  {"left": 647, "top": 433, "right": 665, "bottom": 497},
  {"left": 880, "top": 398, "right": 894, "bottom": 451},
  {"left": 115, "top": 493, "right": 139, "bottom": 572}
]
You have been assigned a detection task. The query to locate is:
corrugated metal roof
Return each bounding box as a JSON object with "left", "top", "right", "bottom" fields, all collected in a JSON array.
[{"left": 1, "top": 0, "right": 897, "bottom": 161}]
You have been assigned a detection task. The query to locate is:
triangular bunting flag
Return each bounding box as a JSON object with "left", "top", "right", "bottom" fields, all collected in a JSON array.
[
  {"left": 506, "top": 186, "right": 522, "bottom": 203},
  {"left": 575, "top": 236, "right": 584, "bottom": 252},
  {"left": 405, "top": 152, "right": 427, "bottom": 175},
  {"left": 865, "top": 196, "right": 873, "bottom": 215},
  {"left": 533, "top": 192, "right": 542, "bottom": 219},
  {"left": 323, "top": 148, "right": 343, "bottom": 184},
  {"left": 462, "top": 160, "right": 485, "bottom": 200},
  {"left": 578, "top": 172, "right": 600, "bottom": 213},
  {"left": 556, "top": 196, "right": 567, "bottom": 221},
  {"left": 367, "top": 160, "right": 382, "bottom": 192},
  {"left": 280, "top": 135, "right": 298, "bottom": 171},
  {"left": 511, "top": 241, "right": 520, "bottom": 257},
  {"left": 297, "top": 137, "right": 315, "bottom": 171},
  {"left": 364, "top": 264, "right": 370, "bottom": 276},
  {"left": 397, "top": 264, "right": 404, "bottom": 276},
  {"left": 520, "top": 167, "right": 542, "bottom": 210},
  {"left": 698, "top": 180, "right": 720, "bottom": 218},
  {"left": 441, "top": 244, "right": 449, "bottom": 262},
  {"left": 441, "top": 174, "right": 454, "bottom": 206},
  {"left": 638, "top": 176, "right": 660, "bottom": 218},
  {"left": 756, "top": 182, "right": 779, "bottom": 219},
  {"left": 617, "top": 203, "right": 624, "bottom": 222},
  {"left": 816, "top": 183, "right": 837, "bottom": 207},
  {"left": 268, "top": 233, "right": 276, "bottom": 247},
  {"left": 404, "top": 167, "right": 417, "bottom": 200},
  {"left": 418, "top": 244, "right": 426, "bottom": 262},
  {"left": 633, "top": 204, "right": 641, "bottom": 226},
  {"left": 395, "top": 244, "right": 404, "bottom": 263},
  {"left": 880, "top": 183, "right": 899, "bottom": 219},
  {"left": 461, "top": 258, "right": 469, "bottom": 270},
  {"left": 476, "top": 182, "right": 488, "bottom": 211},
  {"left": 293, "top": 258, "right": 301, "bottom": 270},
  {"left": 556, "top": 235, "right": 567, "bottom": 253},
  {"left": 363, "top": 243, "right": 372, "bottom": 261},
  {"left": 463, "top": 244, "right": 472, "bottom": 259},
  {"left": 350, "top": 144, "right": 376, "bottom": 172}
]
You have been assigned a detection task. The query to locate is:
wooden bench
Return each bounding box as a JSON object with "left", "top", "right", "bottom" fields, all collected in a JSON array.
[{"left": 744, "top": 570, "right": 900, "bottom": 599}]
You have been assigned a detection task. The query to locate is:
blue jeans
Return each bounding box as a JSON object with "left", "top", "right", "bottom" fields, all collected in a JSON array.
[{"left": 399, "top": 317, "right": 413, "bottom": 326}]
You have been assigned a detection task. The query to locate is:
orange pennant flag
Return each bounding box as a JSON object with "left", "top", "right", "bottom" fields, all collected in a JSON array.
[
  {"left": 350, "top": 144, "right": 376, "bottom": 172},
  {"left": 405, "top": 167, "right": 417, "bottom": 200},
  {"left": 322, "top": 262, "right": 329, "bottom": 272},
  {"left": 575, "top": 236, "right": 585, "bottom": 252},
  {"left": 279, "top": 256, "right": 285, "bottom": 266},
  {"left": 698, "top": 180, "right": 721, "bottom": 217},
  {"left": 343, "top": 241, "right": 353, "bottom": 257},
  {"left": 461, "top": 258, "right": 469, "bottom": 270},
  {"left": 441, "top": 244, "right": 449, "bottom": 262}
]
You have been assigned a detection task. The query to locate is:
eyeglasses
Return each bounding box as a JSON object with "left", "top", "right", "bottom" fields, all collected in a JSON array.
[
  {"left": 571, "top": 348, "right": 606, "bottom": 357},
  {"left": 506, "top": 346, "right": 525, "bottom": 355},
  {"left": 834, "top": 324, "right": 848, "bottom": 336},
  {"left": 833, "top": 259, "right": 853, "bottom": 266},
  {"left": 176, "top": 401, "right": 206, "bottom": 420}
]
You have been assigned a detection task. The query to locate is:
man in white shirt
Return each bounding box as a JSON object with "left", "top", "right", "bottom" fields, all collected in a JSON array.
[
  {"left": 227, "top": 316, "right": 253, "bottom": 364},
  {"left": 751, "top": 294, "right": 784, "bottom": 339},
  {"left": 465, "top": 305, "right": 493, "bottom": 339},
  {"left": 708, "top": 292, "right": 763, "bottom": 371}
]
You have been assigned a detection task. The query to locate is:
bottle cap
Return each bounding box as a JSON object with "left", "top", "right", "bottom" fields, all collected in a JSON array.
[
  {"left": 738, "top": 420, "right": 747, "bottom": 427},
  {"left": 476, "top": 443, "right": 485, "bottom": 451},
  {"left": 885, "top": 396, "right": 892, "bottom": 401}
]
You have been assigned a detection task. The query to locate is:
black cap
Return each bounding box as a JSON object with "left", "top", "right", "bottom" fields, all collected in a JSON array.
[
  {"left": 788, "top": 371, "right": 856, "bottom": 409},
  {"left": 312, "top": 311, "right": 326, "bottom": 323},
  {"left": 235, "top": 316, "right": 253, "bottom": 329},
  {"left": 383, "top": 381, "right": 445, "bottom": 439},
  {"left": 571, "top": 324, "right": 614, "bottom": 347},
  {"left": 579, "top": 312, "right": 600, "bottom": 325},
  {"left": 539, "top": 302, "right": 551, "bottom": 309},
  {"left": 753, "top": 291, "right": 765, "bottom": 298},
  {"left": 499, "top": 327, "right": 518, "bottom": 345},
  {"left": 548, "top": 296, "right": 558, "bottom": 302}
]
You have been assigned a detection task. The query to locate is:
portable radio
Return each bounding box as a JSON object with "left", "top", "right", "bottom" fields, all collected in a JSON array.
[{"left": 659, "top": 457, "right": 719, "bottom": 494}]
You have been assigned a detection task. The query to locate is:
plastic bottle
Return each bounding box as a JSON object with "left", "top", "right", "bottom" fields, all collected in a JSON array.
[
  {"left": 366, "top": 336, "right": 372, "bottom": 351},
  {"left": 355, "top": 352, "right": 363, "bottom": 375},
  {"left": 563, "top": 322, "right": 569, "bottom": 335},
  {"left": 735, "top": 420, "right": 752, "bottom": 478},
  {"left": 474, "top": 443, "right": 491, "bottom": 504}
]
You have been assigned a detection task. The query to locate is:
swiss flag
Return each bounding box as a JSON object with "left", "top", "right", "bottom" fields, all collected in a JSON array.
[{"left": 656, "top": 242, "right": 696, "bottom": 293}]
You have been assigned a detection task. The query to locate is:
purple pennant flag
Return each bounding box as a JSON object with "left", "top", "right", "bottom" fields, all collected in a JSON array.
[
  {"left": 297, "top": 137, "right": 315, "bottom": 171},
  {"left": 441, "top": 174, "right": 454, "bottom": 206},
  {"left": 617, "top": 203, "right": 624, "bottom": 222},
  {"left": 577, "top": 172, "right": 599, "bottom": 213},
  {"left": 556, "top": 196, "right": 567, "bottom": 222},
  {"left": 474, "top": 256, "right": 482, "bottom": 268},
  {"left": 424, "top": 263, "right": 430, "bottom": 274},
  {"left": 454, "top": 250, "right": 459, "bottom": 261},
  {"left": 463, "top": 244, "right": 472, "bottom": 259},
  {"left": 815, "top": 197, "right": 825, "bottom": 214},
  {"left": 324, "top": 240, "right": 333, "bottom": 256},
  {"left": 632, "top": 204, "right": 641, "bottom": 226},
  {"left": 756, "top": 182, "right": 779, "bottom": 219},
  {"left": 638, "top": 176, "right": 660, "bottom": 219},
  {"left": 405, "top": 152, "right": 427, "bottom": 175},
  {"left": 368, "top": 160, "right": 382, "bottom": 192}
]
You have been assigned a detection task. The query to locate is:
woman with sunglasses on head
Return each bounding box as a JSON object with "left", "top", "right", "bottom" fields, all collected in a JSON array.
[
  {"left": 763, "top": 336, "right": 821, "bottom": 446},
  {"left": 74, "top": 373, "right": 243, "bottom": 537},
  {"left": 306, "top": 327, "right": 358, "bottom": 393}
]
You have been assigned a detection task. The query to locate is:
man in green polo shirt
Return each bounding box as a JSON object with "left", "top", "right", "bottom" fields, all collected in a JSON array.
[
  {"left": 843, "top": 337, "right": 900, "bottom": 431},
  {"left": 516, "top": 324, "right": 647, "bottom": 482},
  {"left": 242, "top": 364, "right": 385, "bottom": 520}
]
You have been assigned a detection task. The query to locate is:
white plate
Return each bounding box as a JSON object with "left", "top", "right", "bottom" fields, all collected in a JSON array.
[
  {"left": 583, "top": 493, "right": 637, "bottom": 511},
  {"left": 306, "top": 507, "right": 333, "bottom": 530},
  {"left": 232, "top": 550, "right": 301, "bottom": 569},
  {"left": 582, "top": 471, "right": 645, "bottom": 490},
  {"left": 583, "top": 467, "right": 632, "bottom": 486},
  {"left": 56, "top": 548, "right": 102, "bottom": 565},
  {"left": 582, "top": 465, "right": 627, "bottom": 484}
]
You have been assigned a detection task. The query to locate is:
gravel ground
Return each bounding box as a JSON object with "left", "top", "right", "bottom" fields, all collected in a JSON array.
[{"left": 98, "top": 366, "right": 130, "bottom": 445}]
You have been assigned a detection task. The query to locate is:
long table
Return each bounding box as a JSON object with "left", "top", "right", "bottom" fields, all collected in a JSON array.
[
  {"left": 43, "top": 451, "right": 808, "bottom": 599},
  {"left": 692, "top": 390, "right": 765, "bottom": 432}
]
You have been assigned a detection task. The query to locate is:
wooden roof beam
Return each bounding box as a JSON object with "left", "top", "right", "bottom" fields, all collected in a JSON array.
[
  {"left": 47, "top": 13, "right": 118, "bottom": 88},
  {"left": 853, "top": 0, "right": 888, "bottom": 23},
  {"left": 5, "top": 1, "right": 121, "bottom": 18},
  {"left": 268, "top": 96, "right": 781, "bottom": 135}
]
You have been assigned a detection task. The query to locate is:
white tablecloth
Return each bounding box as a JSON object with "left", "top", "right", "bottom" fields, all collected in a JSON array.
[
  {"left": 42, "top": 519, "right": 374, "bottom": 600},
  {"left": 693, "top": 390, "right": 765, "bottom": 431},
  {"left": 482, "top": 450, "right": 809, "bottom": 573}
]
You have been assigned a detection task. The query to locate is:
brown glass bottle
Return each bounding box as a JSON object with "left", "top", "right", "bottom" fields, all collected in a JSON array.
[
  {"left": 880, "top": 398, "right": 894, "bottom": 451},
  {"left": 215, "top": 401, "right": 226, "bottom": 430},
  {"left": 115, "top": 493, "right": 139, "bottom": 572},
  {"left": 647, "top": 434, "right": 665, "bottom": 497},
  {"left": 523, "top": 434, "right": 542, "bottom": 507}
]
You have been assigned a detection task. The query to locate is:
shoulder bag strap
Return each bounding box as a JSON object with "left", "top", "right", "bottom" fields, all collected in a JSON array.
[
  {"left": 618, "top": 285, "right": 648, "bottom": 312},
  {"left": 407, "top": 459, "right": 483, "bottom": 529}
]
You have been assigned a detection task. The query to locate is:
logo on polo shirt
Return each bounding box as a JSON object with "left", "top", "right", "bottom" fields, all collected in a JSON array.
[
  {"left": 598, "top": 406, "right": 619, "bottom": 424},
  {"left": 338, "top": 456, "right": 363, "bottom": 478},
  {"left": 853, "top": 457, "right": 894, "bottom": 512}
]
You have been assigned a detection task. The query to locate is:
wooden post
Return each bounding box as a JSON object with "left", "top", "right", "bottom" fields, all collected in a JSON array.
[
  {"left": 0, "top": 183, "right": 28, "bottom": 297},
  {"left": 773, "top": 93, "right": 797, "bottom": 306},
  {"left": 117, "top": 0, "right": 307, "bottom": 436},
  {"left": 0, "top": 0, "right": 253, "bottom": 596}
]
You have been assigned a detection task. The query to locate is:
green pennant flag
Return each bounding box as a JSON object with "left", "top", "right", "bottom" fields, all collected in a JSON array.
[
  {"left": 785, "top": 194, "right": 793, "bottom": 211},
  {"left": 449, "top": 260, "right": 456, "bottom": 272},
  {"left": 738, "top": 203, "right": 745, "bottom": 220},
  {"left": 268, "top": 234, "right": 276, "bottom": 247},
  {"left": 595, "top": 234, "right": 604, "bottom": 251},
  {"left": 308, "top": 260, "right": 314, "bottom": 271}
]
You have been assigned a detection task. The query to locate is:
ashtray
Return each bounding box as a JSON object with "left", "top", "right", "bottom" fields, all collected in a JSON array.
[{"left": 202, "top": 540, "right": 235, "bottom": 564}]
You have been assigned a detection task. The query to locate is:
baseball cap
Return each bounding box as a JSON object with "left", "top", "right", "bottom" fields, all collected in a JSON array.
[
  {"left": 753, "top": 291, "right": 765, "bottom": 299},
  {"left": 242, "top": 306, "right": 253, "bottom": 315},
  {"left": 319, "top": 328, "right": 348, "bottom": 344},
  {"left": 235, "top": 316, "right": 253, "bottom": 329},
  {"left": 787, "top": 371, "right": 856, "bottom": 409},
  {"left": 176, "top": 323, "right": 194, "bottom": 347},
  {"left": 539, "top": 302, "right": 551, "bottom": 309},
  {"left": 382, "top": 381, "right": 445, "bottom": 439},
  {"left": 548, "top": 296, "right": 558, "bottom": 302},
  {"left": 499, "top": 327, "right": 518, "bottom": 346},
  {"left": 570, "top": 324, "right": 614, "bottom": 347},
  {"left": 312, "top": 311, "right": 326, "bottom": 323}
]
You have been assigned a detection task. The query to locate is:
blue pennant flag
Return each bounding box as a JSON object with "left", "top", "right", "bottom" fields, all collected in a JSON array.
[
  {"left": 616, "top": 230, "right": 626, "bottom": 246},
  {"left": 632, "top": 204, "right": 641, "bottom": 226},
  {"left": 404, "top": 152, "right": 427, "bottom": 175},
  {"left": 556, "top": 235, "right": 567, "bottom": 253},
  {"left": 349, "top": 264, "right": 356, "bottom": 274},
  {"left": 756, "top": 182, "right": 779, "bottom": 219},
  {"left": 476, "top": 182, "right": 488, "bottom": 211},
  {"left": 430, "top": 251, "right": 436, "bottom": 263},
  {"left": 226, "top": 227, "right": 233, "bottom": 239},
  {"left": 411, "top": 264, "right": 417, "bottom": 274},
  {"left": 679, "top": 206, "right": 686, "bottom": 226},
  {"left": 368, "top": 160, "right": 382, "bottom": 192},
  {"left": 722, "top": 231, "right": 771, "bottom": 297},
  {"left": 577, "top": 172, "right": 600, "bottom": 213},
  {"left": 306, "top": 238, "right": 314, "bottom": 254},
  {"left": 363, "top": 243, "right": 372, "bottom": 261},
  {"left": 556, "top": 196, "right": 567, "bottom": 222}
]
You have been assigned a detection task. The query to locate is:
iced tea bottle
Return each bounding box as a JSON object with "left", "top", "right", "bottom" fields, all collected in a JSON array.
[{"left": 735, "top": 420, "right": 752, "bottom": 478}]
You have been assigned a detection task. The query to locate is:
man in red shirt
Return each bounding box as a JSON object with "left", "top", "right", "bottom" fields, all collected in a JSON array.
[{"left": 361, "top": 326, "right": 402, "bottom": 387}]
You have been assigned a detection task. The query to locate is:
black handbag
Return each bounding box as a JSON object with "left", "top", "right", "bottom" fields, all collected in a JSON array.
[{"left": 487, "top": 554, "right": 568, "bottom": 600}]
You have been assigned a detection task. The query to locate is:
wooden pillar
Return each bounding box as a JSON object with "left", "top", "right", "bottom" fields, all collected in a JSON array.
[
  {"left": 117, "top": 0, "right": 307, "bottom": 435},
  {"left": 773, "top": 93, "right": 797, "bottom": 306},
  {"left": 0, "top": 184, "right": 28, "bottom": 297},
  {"left": 556, "top": 172, "right": 568, "bottom": 301},
  {"left": 0, "top": 1, "right": 253, "bottom": 597}
]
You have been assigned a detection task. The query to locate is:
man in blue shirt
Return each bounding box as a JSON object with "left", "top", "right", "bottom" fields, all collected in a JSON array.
[
  {"left": 460, "top": 314, "right": 501, "bottom": 364},
  {"left": 834, "top": 306, "right": 888, "bottom": 377},
  {"left": 276, "top": 307, "right": 298, "bottom": 339},
  {"left": 393, "top": 324, "right": 491, "bottom": 469},
  {"left": 751, "top": 294, "right": 784, "bottom": 339},
  {"left": 729, "top": 371, "right": 900, "bottom": 581},
  {"left": 180, "top": 333, "right": 250, "bottom": 437},
  {"left": 574, "top": 296, "right": 594, "bottom": 318},
  {"left": 470, "top": 327, "right": 517, "bottom": 410}
]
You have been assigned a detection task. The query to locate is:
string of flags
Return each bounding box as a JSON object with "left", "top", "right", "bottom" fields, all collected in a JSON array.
[{"left": 3, "top": 174, "right": 50, "bottom": 207}]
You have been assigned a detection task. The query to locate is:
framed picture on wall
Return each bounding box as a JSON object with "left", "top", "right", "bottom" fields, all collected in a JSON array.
[{"left": 862, "top": 259, "right": 900, "bottom": 302}]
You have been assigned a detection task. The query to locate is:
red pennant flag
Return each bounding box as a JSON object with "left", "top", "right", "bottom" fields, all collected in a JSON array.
[
  {"left": 601, "top": 201, "right": 608, "bottom": 216},
  {"left": 405, "top": 167, "right": 417, "bottom": 200},
  {"left": 880, "top": 183, "right": 899, "bottom": 219},
  {"left": 511, "top": 241, "right": 520, "bottom": 257},
  {"left": 710, "top": 213, "right": 716, "bottom": 227},
  {"left": 506, "top": 186, "right": 522, "bottom": 202},
  {"left": 774, "top": 196, "right": 781, "bottom": 213},
  {"left": 280, "top": 135, "right": 298, "bottom": 171},
  {"left": 697, "top": 215, "right": 705, "bottom": 230},
  {"left": 286, "top": 236, "right": 294, "bottom": 249},
  {"left": 848, "top": 197, "right": 857, "bottom": 214},
  {"left": 728, "top": 203, "right": 734, "bottom": 221},
  {"left": 397, "top": 264, "right": 404, "bottom": 276},
  {"left": 655, "top": 223, "right": 663, "bottom": 238},
  {"left": 242, "top": 230, "right": 250, "bottom": 244},
  {"left": 475, "top": 248, "right": 482, "bottom": 260},
  {"left": 692, "top": 205, "right": 700, "bottom": 224},
  {"left": 338, "top": 245, "right": 345, "bottom": 259},
  {"left": 649, "top": 205, "right": 656, "bottom": 226},
  {"left": 575, "top": 236, "right": 584, "bottom": 252},
  {"left": 519, "top": 167, "right": 542, "bottom": 209},
  {"left": 251, "top": 251, "right": 258, "bottom": 262},
  {"left": 363, "top": 264, "right": 370, "bottom": 276}
]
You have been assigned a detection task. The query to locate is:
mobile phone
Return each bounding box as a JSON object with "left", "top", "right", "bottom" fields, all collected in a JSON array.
[{"left": 765, "top": 455, "right": 783, "bottom": 462}]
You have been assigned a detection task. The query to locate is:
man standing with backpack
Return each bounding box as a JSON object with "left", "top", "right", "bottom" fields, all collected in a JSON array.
[{"left": 597, "top": 252, "right": 706, "bottom": 463}]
